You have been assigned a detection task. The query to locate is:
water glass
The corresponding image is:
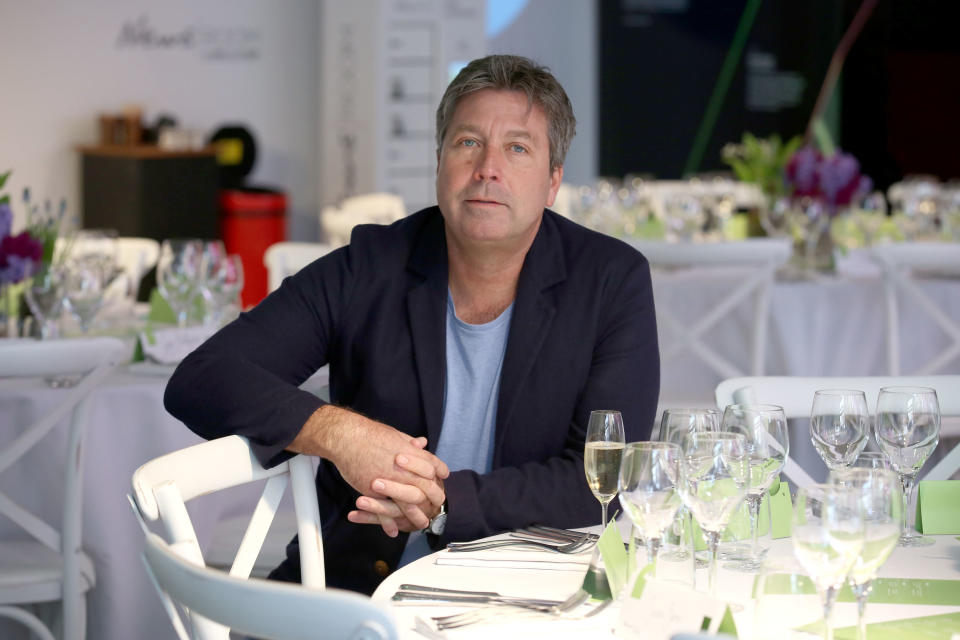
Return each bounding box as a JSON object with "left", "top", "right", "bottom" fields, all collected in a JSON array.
[
  {"left": 658, "top": 407, "right": 720, "bottom": 444},
  {"left": 198, "top": 241, "right": 244, "bottom": 326},
  {"left": 792, "top": 484, "right": 865, "bottom": 640},
  {"left": 157, "top": 239, "right": 204, "bottom": 328},
  {"left": 811, "top": 389, "right": 870, "bottom": 470},
  {"left": 64, "top": 258, "right": 107, "bottom": 333},
  {"left": 721, "top": 403, "right": 788, "bottom": 571},
  {"left": 24, "top": 265, "right": 66, "bottom": 340},
  {"left": 875, "top": 386, "right": 940, "bottom": 547},
  {"left": 584, "top": 410, "right": 626, "bottom": 529},
  {"left": 851, "top": 451, "right": 890, "bottom": 470}
]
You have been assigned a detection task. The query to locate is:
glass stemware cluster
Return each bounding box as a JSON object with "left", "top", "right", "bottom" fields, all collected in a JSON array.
[{"left": 157, "top": 239, "right": 244, "bottom": 329}]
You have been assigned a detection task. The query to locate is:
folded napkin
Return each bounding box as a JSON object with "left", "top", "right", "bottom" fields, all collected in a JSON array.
[
  {"left": 917, "top": 481, "right": 960, "bottom": 535},
  {"left": 434, "top": 545, "right": 592, "bottom": 572}
]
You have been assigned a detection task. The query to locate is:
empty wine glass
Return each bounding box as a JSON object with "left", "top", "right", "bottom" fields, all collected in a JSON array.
[
  {"left": 658, "top": 407, "right": 720, "bottom": 444},
  {"left": 792, "top": 484, "right": 865, "bottom": 640},
  {"left": 721, "top": 403, "right": 789, "bottom": 571},
  {"left": 678, "top": 431, "right": 749, "bottom": 595},
  {"left": 618, "top": 442, "right": 681, "bottom": 579},
  {"left": 811, "top": 389, "right": 870, "bottom": 470},
  {"left": 24, "top": 265, "right": 66, "bottom": 340},
  {"left": 875, "top": 386, "right": 940, "bottom": 547},
  {"left": 828, "top": 467, "right": 902, "bottom": 640},
  {"left": 63, "top": 258, "right": 107, "bottom": 333},
  {"left": 851, "top": 451, "right": 890, "bottom": 470},
  {"left": 198, "top": 243, "right": 244, "bottom": 326},
  {"left": 157, "top": 239, "right": 204, "bottom": 328},
  {"left": 584, "top": 410, "right": 626, "bottom": 529}
]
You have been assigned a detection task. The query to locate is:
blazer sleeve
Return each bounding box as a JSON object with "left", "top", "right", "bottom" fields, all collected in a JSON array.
[
  {"left": 163, "top": 245, "right": 353, "bottom": 468},
  {"left": 439, "top": 252, "right": 660, "bottom": 543}
]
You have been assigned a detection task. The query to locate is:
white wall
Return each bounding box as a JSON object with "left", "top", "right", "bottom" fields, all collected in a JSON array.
[{"left": 0, "top": 1, "right": 319, "bottom": 239}]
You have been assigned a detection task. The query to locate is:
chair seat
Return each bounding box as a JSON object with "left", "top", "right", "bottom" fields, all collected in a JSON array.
[{"left": 0, "top": 541, "right": 95, "bottom": 604}]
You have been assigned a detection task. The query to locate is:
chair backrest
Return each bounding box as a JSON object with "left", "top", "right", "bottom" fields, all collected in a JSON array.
[
  {"left": 870, "top": 242, "right": 960, "bottom": 375},
  {"left": 130, "top": 435, "right": 325, "bottom": 640},
  {"left": 628, "top": 238, "right": 791, "bottom": 406},
  {"left": 263, "top": 241, "right": 335, "bottom": 293},
  {"left": 320, "top": 192, "right": 406, "bottom": 247},
  {"left": 715, "top": 375, "right": 960, "bottom": 483},
  {"left": 0, "top": 337, "right": 127, "bottom": 638},
  {"left": 141, "top": 531, "right": 396, "bottom": 640}
]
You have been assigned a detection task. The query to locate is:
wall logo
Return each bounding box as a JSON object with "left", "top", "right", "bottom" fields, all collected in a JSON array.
[{"left": 116, "top": 15, "right": 261, "bottom": 61}]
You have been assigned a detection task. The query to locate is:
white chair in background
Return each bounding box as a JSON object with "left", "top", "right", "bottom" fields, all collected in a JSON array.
[
  {"left": 263, "top": 242, "right": 336, "bottom": 293},
  {"left": 320, "top": 192, "right": 406, "bottom": 247},
  {"left": 130, "top": 435, "right": 347, "bottom": 639},
  {"left": 140, "top": 531, "right": 396, "bottom": 640},
  {"left": 715, "top": 375, "right": 960, "bottom": 486},
  {"left": 870, "top": 242, "right": 960, "bottom": 375},
  {"left": 629, "top": 238, "right": 791, "bottom": 410},
  {"left": 0, "top": 337, "right": 127, "bottom": 640},
  {"left": 56, "top": 235, "right": 160, "bottom": 300}
]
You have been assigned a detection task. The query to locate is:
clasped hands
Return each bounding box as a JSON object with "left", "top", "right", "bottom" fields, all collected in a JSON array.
[{"left": 292, "top": 404, "right": 449, "bottom": 538}]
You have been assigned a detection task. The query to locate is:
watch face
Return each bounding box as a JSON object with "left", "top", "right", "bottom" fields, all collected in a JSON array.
[{"left": 429, "top": 512, "right": 447, "bottom": 535}]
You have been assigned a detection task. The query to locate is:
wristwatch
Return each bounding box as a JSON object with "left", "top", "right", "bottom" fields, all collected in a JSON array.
[{"left": 426, "top": 501, "right": 447, "bottom": 536}]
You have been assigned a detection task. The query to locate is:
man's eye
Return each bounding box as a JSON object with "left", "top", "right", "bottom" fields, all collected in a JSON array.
[
  {"left": 460, "top": 139, "right": 477, "bottom": 147},
  {"left": 510, "top": 144, "right": 527, "bottom": 153}
]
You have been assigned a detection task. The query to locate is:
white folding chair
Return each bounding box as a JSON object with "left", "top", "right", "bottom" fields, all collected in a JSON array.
[
  {"left": 628, "top": 238, "right": 791, "bottom": 411},
  {"left": 130, "top": 435, "right": 329, "bottom": 640},
  {"left": 715, "top": 375, "right": 960, "bottom": 486},
  {"left": 319, "top": 192, "right": 406, "bottom": 247},
  {"left": 0, "top": 337, "right": 127, "bottom": 640},
  {"left": 140, "top": 531, "right": 395, "bottom": 640},
  {"left": 870, "top": 242, "right": 960, "bottom": 375},
  {"left": 263, "top": 242, "right": 336, "bottom": 293}
]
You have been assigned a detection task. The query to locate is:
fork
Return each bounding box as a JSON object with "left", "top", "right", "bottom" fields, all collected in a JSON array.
[
  {"left": 431, "top": 586, "right": 611, "bottom": 631},
  {"left": 446, "top": 533, "right": 595, "bottom": 554}
]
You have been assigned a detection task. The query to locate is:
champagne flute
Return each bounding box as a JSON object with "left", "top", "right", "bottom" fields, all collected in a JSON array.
[
  {"left": 658, "top": 407, "right": 720, "bottom": 444},
  {"left": 584, "top": 410, "right": 626, "bottom": 529},
  {"left": 875, "top": 386, "right": 940, "bottom": 547},
  {"left": 678, "top": 431, "right": 749, "bottom": 595},
  {"left": 618, "top": 442, "right": 681, "bottom": 578},
  {"left": 811, "top": 389, "right": 870, "bottom": 470},
  {"left": 721, "top": 403, "right": 789, "bottom": 571},
  {"left": 157, "top": 239, "right": 203, "bottom": 328},
  {"left": 792, "top": 484, "right": 865, "bottom": 640},
  {"left": 828, "top": 468, "right": 902, "bottom": 640}
]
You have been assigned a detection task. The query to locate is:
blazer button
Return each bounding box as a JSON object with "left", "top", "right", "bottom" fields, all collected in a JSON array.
[{"left": 373, "top": 560, "right": 390, "bottom": 577}]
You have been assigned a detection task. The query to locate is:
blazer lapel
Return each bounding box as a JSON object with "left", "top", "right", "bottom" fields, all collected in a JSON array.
[
  {"left": 406, "top": 210, "right": 448, "bottom": 450},
  {"left": 494, "top": 213, "right": 567, "bottom": 457}
]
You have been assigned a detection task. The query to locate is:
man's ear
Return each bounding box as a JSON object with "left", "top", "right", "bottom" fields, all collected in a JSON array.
[{"left": 545, "top": 165, "right": 564, "bottom": 207}]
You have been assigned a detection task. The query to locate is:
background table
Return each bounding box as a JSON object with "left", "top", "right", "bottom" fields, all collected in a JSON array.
[{"left": 373, "top": 525, "right": 960, "bottom": 639}]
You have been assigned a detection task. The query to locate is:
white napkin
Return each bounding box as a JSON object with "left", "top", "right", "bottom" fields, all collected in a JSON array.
[
  {"left": 140, "top": 325, "right": 215, "bottom": 365},
  {"left": 434, "top": 546, "right": 592, "bottom": 572}
]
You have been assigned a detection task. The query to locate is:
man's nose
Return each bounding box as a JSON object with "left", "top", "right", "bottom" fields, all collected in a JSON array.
[{"left": 473, "top": 147, "right": 501, "bottom": 182}]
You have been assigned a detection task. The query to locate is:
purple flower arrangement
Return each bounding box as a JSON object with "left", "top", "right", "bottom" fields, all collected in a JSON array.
[
  {"left": 0, "top": 171, "right": 63, "bottom": 286},
  {"left": 784, "top": 147, "right": 872, "bottom": 215}
]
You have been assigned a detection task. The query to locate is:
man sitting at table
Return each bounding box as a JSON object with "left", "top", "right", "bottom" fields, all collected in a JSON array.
[{"left": 164, "top": 54, "right": 659, "bottom": 595}]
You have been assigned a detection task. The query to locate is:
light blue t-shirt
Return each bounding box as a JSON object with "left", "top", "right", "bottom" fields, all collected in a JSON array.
[{"left": 398, "top": 292, "right": 514, "bottom": 566}]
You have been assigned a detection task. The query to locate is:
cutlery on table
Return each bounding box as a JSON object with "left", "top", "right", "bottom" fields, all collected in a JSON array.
[
  {"left": 393, "top": 584, "right": 561, "bottom": 609},
  {"left": 445, "top": 534, "right": 594, "bottom": 554}
]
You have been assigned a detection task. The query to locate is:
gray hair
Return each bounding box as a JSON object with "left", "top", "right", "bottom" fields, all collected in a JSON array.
[{"left": 435, "top": 54, "right": 576, "bottom": 172}]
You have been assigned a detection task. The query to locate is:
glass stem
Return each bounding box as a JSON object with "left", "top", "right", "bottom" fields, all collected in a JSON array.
[
  {"left": 644, "top": 536, "right": 661, "bottom": 578},
  {"left": 820, "top": 584, "right": 839, "bottom": 640},
  {"left": 747, "top": 493, "right": 762, "bottom": 555},
  {"left": 600, "top": 502, "right": 608, "bottom": 530},
  {"left": 704, "top": 530, "right": 721, "bottom": 596},
  {"left": 851, "top": 581, "right": 870, "bottom": 640},
  {"left": 177, "top": 309, "right": 188, "bottom": 329},
  {"left": 900, "top": 472, "right": 918, "bottom": 538}
]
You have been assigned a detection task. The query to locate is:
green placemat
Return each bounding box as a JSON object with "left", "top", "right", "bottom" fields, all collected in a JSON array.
[
  {"left": 760, "top": 575, "right": 960, "bottom": 606},
  {"left": 800, "top": 612, "right": 960, "bottom": 640},
  {"left": 917, "top": 481, "right": 960, "bottom": 535}
]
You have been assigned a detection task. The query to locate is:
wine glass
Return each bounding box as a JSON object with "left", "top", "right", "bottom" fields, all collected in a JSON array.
[
  {"left": 618, "top": 442, "right": 681, "bottom": 579},
  {"left": 198, "top": 244, "right": 244, "bottom": 326},
  {"left": 792, "top": 484, "right": 865, "bottom": 640},
  {"left": 584, "top": 410, "right": 626, "bottom": 529},
  {"left": 658, "top": 407, "right": 720, "bottom": 444},
  {"left": 24, "top": 264, "right": 66, "bottom": 340},
  {"left": 157, "top": 239, "right": 204, "bottom": 328},
  {"left": 811, "top": 389, "right": 870, "bottom": 470},
  {"left": 828, "top": 468, "right": 902, "bottom": 640},
  {"left": 720, "top": 403, "right": 789, "bottom": 571},
  {"left": 678, "top": 431, "right": 749, "bottom": 595},
  {"left": 875, "top": 386, "right": 940, "bottom": 547},
  {"left": 63, "top": 258, "right": 107, "bottom": 333}
]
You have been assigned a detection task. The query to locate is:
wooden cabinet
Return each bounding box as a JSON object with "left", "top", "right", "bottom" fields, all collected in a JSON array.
[{"left": 78, "top": 145, "right": 220, "bottom": 240}]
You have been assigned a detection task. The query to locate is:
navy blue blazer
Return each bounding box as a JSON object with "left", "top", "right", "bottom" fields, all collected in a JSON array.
[{"left": 164, "top": 206, "right": 659, "bottom": 594}]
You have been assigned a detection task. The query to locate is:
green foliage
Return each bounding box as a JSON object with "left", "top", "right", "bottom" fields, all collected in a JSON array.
[
  {"left": 721, "top": 132, "right": 803, "bottom": 198},
  {"left": 0, "top": 171, "right": 9, "bottom": 205}
]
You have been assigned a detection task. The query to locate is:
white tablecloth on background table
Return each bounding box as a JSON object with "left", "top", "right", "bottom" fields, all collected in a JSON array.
[{"left": 373, "top": 525, "right": 960, "bottom": 639}]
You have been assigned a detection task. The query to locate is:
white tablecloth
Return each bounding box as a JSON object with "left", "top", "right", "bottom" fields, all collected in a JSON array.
[{"left": 373, "top": 525, "right": 960, "bottom": 639}]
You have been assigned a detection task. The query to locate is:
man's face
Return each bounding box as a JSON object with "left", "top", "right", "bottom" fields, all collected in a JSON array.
[{"left": 436, "top": 89, "right": 563, "bottom": 252}]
